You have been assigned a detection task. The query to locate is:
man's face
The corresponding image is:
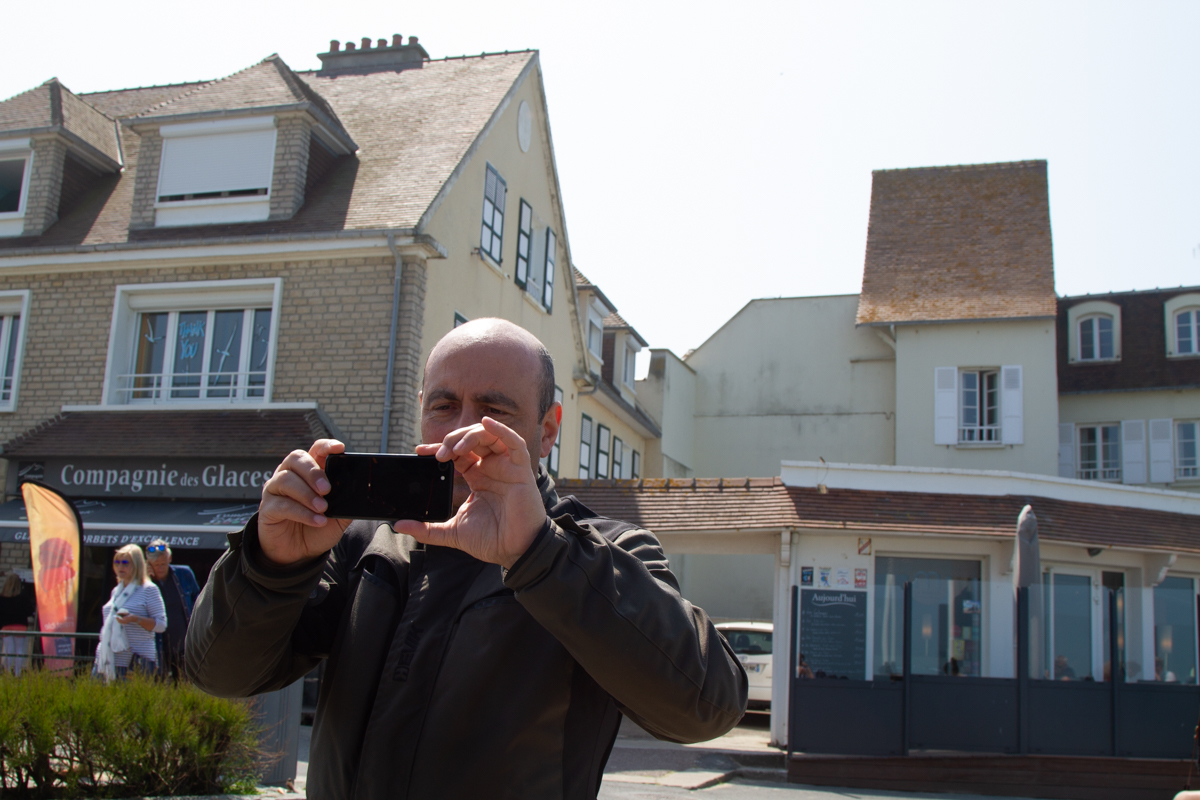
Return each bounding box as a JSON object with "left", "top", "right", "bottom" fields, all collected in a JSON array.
[
  {"left": 148, "top": 555, "right": 170, "bottom": 581},
  {"left": 420, "top": 333, "right": 559, "bottom": 510}
]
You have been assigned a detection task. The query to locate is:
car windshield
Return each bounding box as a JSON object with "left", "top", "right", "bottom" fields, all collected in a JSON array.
[{"left": 724, "top": 630, "right": 772, "bottom": 655}]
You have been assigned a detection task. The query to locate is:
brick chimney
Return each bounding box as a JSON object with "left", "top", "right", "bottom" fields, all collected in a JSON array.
[{"left": 317, "top": 35, "right": 429, "bottom": 75}]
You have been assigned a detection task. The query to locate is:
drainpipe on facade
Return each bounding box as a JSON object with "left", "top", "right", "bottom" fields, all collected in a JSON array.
[{"left": 380, "top": 234, "right": 404, "bottom": 452}]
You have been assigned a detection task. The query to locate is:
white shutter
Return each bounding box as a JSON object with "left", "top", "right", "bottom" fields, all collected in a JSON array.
[
  {"left": 1149, "top": 418, "right": 1175, "bottom": 484},
  {"left": 1000, "top": 365, "right": 1024, "bottom": 445},
  {"left": 158, "top": 129, "right": 277, "bottom": 197},
  {"left": 1121, "top": 420, "right": 1147, "bottom": 484},
  {"left": 1058, "top": 423, "right": 1075, "bottom": 478},
  {"left": 934, "top": 367, "right": 958, "bottom": 445}
]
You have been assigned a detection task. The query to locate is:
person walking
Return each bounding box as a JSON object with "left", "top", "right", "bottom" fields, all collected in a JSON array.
[
  {"left": 0, "top": 572, "right": 34, "bottom": 674},
  {"left": 95, "top": 545, "right": 166, "bottom": 681},
  {"left": 146, "top": 539, "right": 199, "bottom": 681}
]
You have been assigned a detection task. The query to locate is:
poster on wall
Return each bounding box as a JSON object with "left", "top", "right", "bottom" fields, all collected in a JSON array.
[
  {"left": 818, "top": 567, "right": 831, "bottom": 587},
  {"left": 801, "top": 566, "right": 813, "bottom": 586},
  {"left": 799, "top": 589, "right": 867, "bottom": 680},
  {"left": 23, "top": 482, "right": 81, "bottom": 675}
]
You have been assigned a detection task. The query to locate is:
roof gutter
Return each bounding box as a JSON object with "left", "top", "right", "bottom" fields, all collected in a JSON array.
[{"left": 380, "top": 234, "right": 404, "bottom": 451}]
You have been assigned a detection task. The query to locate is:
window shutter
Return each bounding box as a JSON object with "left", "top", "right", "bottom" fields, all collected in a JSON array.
[
  {"left": 158, "top": 129, "right": 277, "bottom": 197},
  {"left": 934, "top": 367, "right": 957, "bottom": 445},
  {"left": 1058, "top": 423, "right": 1075, "bottom": 478},
  {"left": 1000, "top": 365, "right": 1024, "bottom": 445},
  {"left": 1149, "top": 418, "right": 1175, "bottom": 484},
  {"left": 526, "top": 227, "right": 543, "bottom": 303},
  {"left": 542, "top": 229, "right": 556, "bottom": 312},
  {"left": 1120, "top": 420, "right": 1147, "bottom": 484}
]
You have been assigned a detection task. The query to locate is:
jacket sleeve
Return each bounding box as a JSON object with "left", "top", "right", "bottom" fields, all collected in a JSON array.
[
  {"left": 503, "top": 515, "right": 748, "bottom": 743},
  {"left": 184, "top": 515, "right": 346, "bottom": 698}
]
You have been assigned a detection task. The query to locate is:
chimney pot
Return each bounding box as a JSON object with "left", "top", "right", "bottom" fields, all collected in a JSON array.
[
  {"left": 361, "top": 37, "right": 372, "bottom": 50},
  {"left": 378, "top": 38, "right": 387, "bottom": 48},
  {"left": 329, "top": 40, "right": 340, "bottom": 52},
  {"left": 392, "top": 34, "right": 403, "bottom": 47},
  {"left": 345, "top": 41, "right": 356, "bottom": 51},
  {"left": 408, "top": 36, "right": 419, "bottom": 45}
]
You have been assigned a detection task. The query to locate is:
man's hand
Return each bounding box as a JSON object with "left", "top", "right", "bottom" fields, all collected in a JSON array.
[
  {"left": 258, "top": 439, "right": 352, "bottom": 567},
  {"left": 393, "top": 417, "right": 546, "bottom": 568}
]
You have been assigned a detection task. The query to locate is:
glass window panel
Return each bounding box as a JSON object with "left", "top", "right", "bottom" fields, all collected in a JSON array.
[
  {"left": 1098, "top": 316, "right": 1114, "bottom": 359},
  {"left": 1101, "top": 425, "right": 1121, "bottom": 475},
  {"left": 1154, "top": 576, "right": 1197, "bottom": 684},
  {"left": 1080, "top": 319, "right": 1095, "bottom": 360},
  {"left": 206, "top": 310, "right": 244, "bottom": 397},
  {"left": 1178, "top": 422, "right": 1198, "bottom": 478},
  {"left": 171, "top": 311, "right": 207, "bottom": 398},
  {"left": 725, "top": 630, "right": 772, "bottom": 655},
  {"left": 248, "top": 309, "right": 271, "bottom": 397},
  {"left": 0, "top": 314, "right": 18, "bottom": 402},
  {"left": 489, "top": 235, "right": 501, "bottom": 262},
  {"left": 1178, "top": 312, "right": 1193, "bottom": 354},
  {"left": 1101, "top": 572, "right": 1125, "bottom": 682},
  {"left": 873, "top": 557, "right": 982, "bottom": 678},
  {"left": 0, "top": 159, "right": 25, "bottom": 214},
  {"left": 1079, "top": 426, "right": 1099, "bottom": 475},
  {"left": 520, "top": 202, "right": 532, "bottom": 231},
  {"left": 1046, "top": 573, "right": 1092, "bottom": 680},
  {"left": 492, "top": 207, "right": 503, "bottom": 236},
  {"left": 631, "top": 450, "right": 640, "bottom": 480},
  {"left": 133, "top": 312, "right": 168, "bottom": 400},
  {"left": 984, "top": 371, "right": 999, "bottom": 430}
]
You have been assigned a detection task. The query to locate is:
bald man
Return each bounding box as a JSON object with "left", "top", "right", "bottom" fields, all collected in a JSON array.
[{"left": 186, "top": 319, "right": 747, "bottom": 800}]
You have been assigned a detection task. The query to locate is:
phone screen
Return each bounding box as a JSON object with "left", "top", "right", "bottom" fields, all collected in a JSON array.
[{"left": 324, "top": 453, "right": 455, "bottom": 522}]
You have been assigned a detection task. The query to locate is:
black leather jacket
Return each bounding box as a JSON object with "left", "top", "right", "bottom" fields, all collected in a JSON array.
[{"left": 185, "top": 472, "right": 747, "bottom": 799}]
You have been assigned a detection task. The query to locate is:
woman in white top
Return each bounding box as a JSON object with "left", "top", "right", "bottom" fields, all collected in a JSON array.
[{"left": 95, "top": 544, "right": 166, "bottom": 680}]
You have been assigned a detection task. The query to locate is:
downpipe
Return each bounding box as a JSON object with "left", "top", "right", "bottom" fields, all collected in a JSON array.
[{"left": 381, "top": 234, "right": 404, "bottom": 451}]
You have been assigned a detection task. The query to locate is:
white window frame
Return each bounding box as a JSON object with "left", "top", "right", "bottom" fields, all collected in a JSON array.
[
  {"left": 154, "top": 117, "right": 276, "bottom": 227},
  {"left": 1042, "top": 566, "right": 1105, "bottom": 682},
  {"left": 1077, "top": 423, "right": 1121, "bottom": 482},
  {"left": 623, "top": 343, "right": 637, "bottom": 388},
  {"left": 1177, "top": 421, "right": 1199, "bottom": 481},
  {"left": 1066, "top": 300, "right": 1122, "bottom": 363},
  {"left": 936, "top": 366, "right": 1022, "bottom": 447},
  {"left": 959, "top": 369, "right": 1000, "bottom": 444},
  {"left": 0, "top": 291, "right": 31, "bottom": 411},
  {"left": 102, "top": 278, "right": 282, "bottom": 406},
  {"left": 0, "top": 139, "right": 33, "bottom": 238},
  {"left": 1165, "top": 294, "right": 1200, "bottom": 357},
  {"left": 579, "top": 413, "right": 593, "bottom": 479},
  {"left": 587, "top": 318, "right": 603, "bottom": 358},
  {"left": 1077, "top": 314, "right": 1117, "bottom": 362}
]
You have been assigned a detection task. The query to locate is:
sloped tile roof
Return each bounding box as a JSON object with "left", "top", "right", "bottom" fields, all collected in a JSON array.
[
  {"left": 557, "top": 478, "right": 1200, "bottom": 555},
  {"left": 0, "top": 79, "right": 120, "bottom": 164},
  {"left": 1058, "top": 287, "right": 1200, "bottom": 393},
  {"left": 0, "top": 51, "right": 535, "bottom": 252},
  {"left": 856, "top": 161, "right": 1057, "bottom": 326},
  {"left": 1, "top": 410, "right": 330, "bottom": 459},
  {"left": 602, "top": 311, "right": 647, "bottom": 347}
]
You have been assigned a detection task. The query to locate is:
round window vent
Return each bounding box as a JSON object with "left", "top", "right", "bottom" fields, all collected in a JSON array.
[{"left": 517, "top": 101, "right": 532, "bottom": 153}]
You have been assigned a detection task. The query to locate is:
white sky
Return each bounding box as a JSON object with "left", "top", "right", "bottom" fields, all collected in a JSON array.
[{"left": 5, "top": 1, "right": 1199, "bottom": 369}]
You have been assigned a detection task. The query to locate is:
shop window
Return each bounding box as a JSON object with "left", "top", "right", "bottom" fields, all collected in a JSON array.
[
  {"left": 479, "top": 164, "right": 506, "bottom": 265},
  {"left": 596, "top": 424, "right": 611, "bottom": 478},
  {"left": 1101, "top": 572, "right": 1126, "bottom": 682},
  {"left": 1154, "top": 576, "right": 1197, "bottom": 684},
  {"left": 874, "top": 557, "right": 983, "bottom": 678},
  {"left": 105, "top": 279, "right": 281, "bottom": 405},
  {"left": 1078, "top": 424, "right": 1121, "bottom": 481},
  {"left": 578, "top": 414, "right": 593, "bottom": 479},
  {"left": 1041, "top": 571, "right": 1095, "bottom": 680}
]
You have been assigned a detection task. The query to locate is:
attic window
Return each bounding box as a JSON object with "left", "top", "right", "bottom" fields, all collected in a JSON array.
[
  {"left": 0, "top": 139, "right": 32, "bottom": 238},
  {"left": 154, "top": 117, "right": 275, "bottom": 227},
  {"left": 0, "top": 158, "right": 26, "bottom": 213}
]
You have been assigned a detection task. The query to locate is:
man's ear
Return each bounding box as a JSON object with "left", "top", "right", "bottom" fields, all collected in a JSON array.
[{"left": 539, "top": 402, "right": 562, "bottom": 458}]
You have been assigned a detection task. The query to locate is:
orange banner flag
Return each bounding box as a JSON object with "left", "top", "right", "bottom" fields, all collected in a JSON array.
[{"left": 23, "top": 482, "right": 82, "bottom": 674}]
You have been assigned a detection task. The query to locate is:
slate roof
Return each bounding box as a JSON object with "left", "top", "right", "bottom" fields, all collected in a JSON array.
[
  {"left": 0, "top": 79, "right": 121, "bottom": 165},
  {"left": 0, "top": 410, "right": 330, "bottom": 459},
  {"left": 557, "top": 478, "right": 1200, "bottom": 554},
  {"left": 857, "top": 161, "right": 1057, "bottom": 326},
  {"left": 0, "top": 51, "right": 536, "bottom": 253},
  {"left": 1058, "top": 287, "right": 1200, "bottom": 393}
]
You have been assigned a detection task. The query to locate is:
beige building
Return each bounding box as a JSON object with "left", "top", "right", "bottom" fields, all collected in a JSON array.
[{"left": 0, "top": 37, "right": 662, "bottom": 609}]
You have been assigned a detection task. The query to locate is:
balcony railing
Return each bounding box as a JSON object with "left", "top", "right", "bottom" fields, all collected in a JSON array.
[
  {"left": 116, "top": 370, "right": 267, "bottom": 403},
  {"left": 959, "top": 425, "right": 1000, "bottom": 443},
  {"left": 1078, "top": 467, "right": 1121, "bottom": 482},
  {"left": 1178, "top": 465, "right": 1199, "bottom": 480}
]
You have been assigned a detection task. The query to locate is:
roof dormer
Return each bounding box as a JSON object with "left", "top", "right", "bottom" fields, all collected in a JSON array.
[
  {"left": 125, "top": 55, "right": 356, "bottom": 228},
  {"left": 0, "top": 78, "right": 122, "bottom": 237}
]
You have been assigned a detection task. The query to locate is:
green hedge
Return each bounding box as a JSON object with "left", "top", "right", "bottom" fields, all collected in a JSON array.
[{"left": 0, "top": 671, "right": 263, "bottom": 798}]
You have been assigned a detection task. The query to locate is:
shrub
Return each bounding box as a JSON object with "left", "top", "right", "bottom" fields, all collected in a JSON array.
[{"left": 0, "top": 671, "right": 262, "bottom": 798}]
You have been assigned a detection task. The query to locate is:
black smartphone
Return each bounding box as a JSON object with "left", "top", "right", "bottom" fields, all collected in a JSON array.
[{"left": 323, "top": 453, "right": 455, "bottom": 522}]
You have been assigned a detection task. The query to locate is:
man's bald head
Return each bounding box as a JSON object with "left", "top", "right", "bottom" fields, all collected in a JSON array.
[{"left": 424, "top": 319, "right": 556, "bottom": 420}]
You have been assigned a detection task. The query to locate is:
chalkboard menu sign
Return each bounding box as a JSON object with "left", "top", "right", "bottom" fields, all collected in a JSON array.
[{"left": 800, "top": 589, "right": 866, "bottom": 679}]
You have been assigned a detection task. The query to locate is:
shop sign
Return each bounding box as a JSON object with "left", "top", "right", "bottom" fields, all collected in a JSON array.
[{"left": 10, "top": 458, "right": 278, "bottom": 500}]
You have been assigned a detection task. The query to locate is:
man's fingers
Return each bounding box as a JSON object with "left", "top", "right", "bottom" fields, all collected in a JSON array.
[
  {"left": 479, "top": 417, "right": 530, "bottom": 465},
  {"left": 262, "top": 470, "right": 331, "bottom": 526},
  {"left": 307, "top": 439, "right": 345, "bottom": 471},
  {"left": 393, "top": 519, "right": 453, "bottom": 547},
  {"left": 261, "top": 493, "right": 329, "bottom": 528}
]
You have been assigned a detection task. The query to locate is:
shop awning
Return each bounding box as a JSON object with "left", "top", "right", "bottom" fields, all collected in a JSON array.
[{"left": 0, "top": 497, "right": 257, "bottom": 549}]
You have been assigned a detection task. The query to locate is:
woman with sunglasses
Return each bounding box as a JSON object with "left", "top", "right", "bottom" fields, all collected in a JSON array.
[{"left": 95, "top": 544, "right": 166, "bottom": 681}]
